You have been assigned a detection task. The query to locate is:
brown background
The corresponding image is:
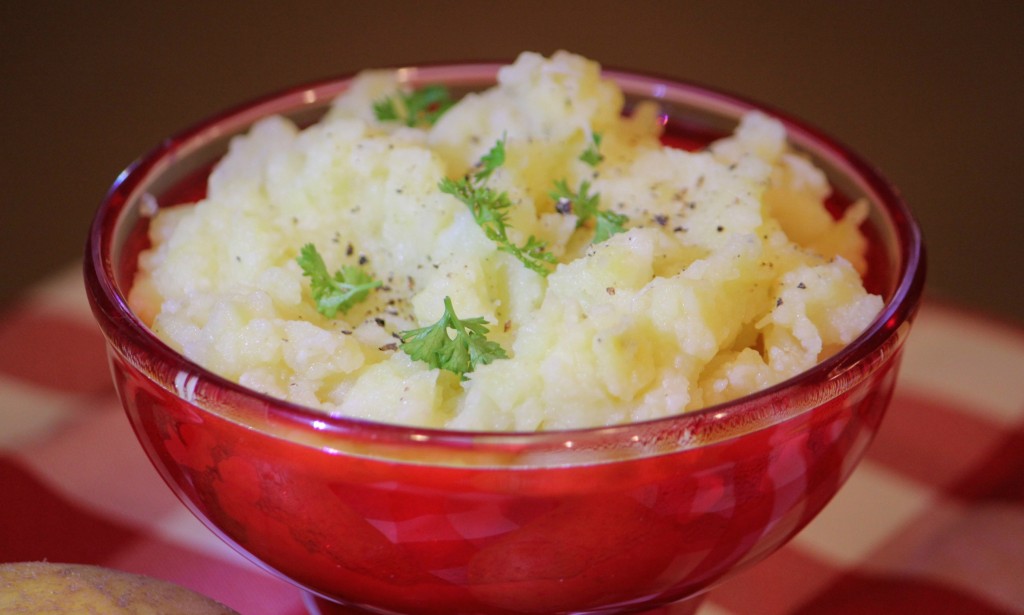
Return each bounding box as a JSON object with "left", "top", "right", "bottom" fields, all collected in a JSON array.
[{"left": 2, "top": 2, "right": 1021, "bottom": 323}]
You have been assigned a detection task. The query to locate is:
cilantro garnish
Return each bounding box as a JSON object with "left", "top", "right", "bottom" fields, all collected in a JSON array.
[
  {"left": 297, "top": 243, "right": 382, "bottom": 317},
  {"left": 373, "top": 84, "right": 455, "bottom": 128},
  {"left": 399, "top": 296, "right": 508, "bottom": 379},
  {"left": 549, "top": 178, "right": 628, "bottom": 243},
  {"left": 579, "top": 132, "right": 604, "bottom": 167},
  {"left": 439, "top": 138, "right": 557, "bottom": 276}
]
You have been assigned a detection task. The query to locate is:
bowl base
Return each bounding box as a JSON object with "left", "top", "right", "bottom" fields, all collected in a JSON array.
[{"left": 301, "top": 590, "right": 705, "bottom": 615}]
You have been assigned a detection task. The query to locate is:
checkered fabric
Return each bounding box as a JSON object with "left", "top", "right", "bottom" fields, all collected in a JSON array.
[{"left": 2, "top": 265, "right": 1022, "bottom": 614}]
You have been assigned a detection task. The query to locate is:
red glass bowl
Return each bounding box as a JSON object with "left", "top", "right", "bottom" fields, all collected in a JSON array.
[{"left": 85, "top": 63, "right": 925, "bottom": 615}]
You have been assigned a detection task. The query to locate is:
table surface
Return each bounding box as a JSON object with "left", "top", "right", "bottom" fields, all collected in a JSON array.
[{"left": 2, "top": 264, "right": 1022, "bottom": 615}]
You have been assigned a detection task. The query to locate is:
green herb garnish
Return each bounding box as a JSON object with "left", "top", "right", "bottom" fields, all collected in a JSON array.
[
  {"left": 549, "top": 178, "right": 628, "bottom": 243},
  {"left": 579, "top": 132, "right": 604, "bottom": 167},
  {"left": 297, "top": 243, "right": 382, "bottom": 317},
  {"left": 373, "top": 84, "right": 455, "bottom": 128},
  {"left": 399, "top": 296, "right": 508, "bottom": 379},
  {"left": 551, "top": 179, "right": 599, "bottom": 220},
  {"left": 593, "top": 209, "right": 630, "bottom": 243},
  {"left": 439, "top": 138, "right": 557, "bottom": 276}
]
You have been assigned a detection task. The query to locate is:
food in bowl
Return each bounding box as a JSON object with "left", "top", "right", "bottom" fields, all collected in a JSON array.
[
  {"left": 128, "top": 51, "right": 881, "bottom": 431},
  {"left": 87, "top": 51, "right": 924, "bottom": 615}
]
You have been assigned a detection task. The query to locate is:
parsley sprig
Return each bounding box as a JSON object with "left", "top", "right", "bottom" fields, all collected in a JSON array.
[
  {"left": 439, "top": 138, "right": 557, "bottom": 276},
  {"left": 579, "top": 132, "right": 604, "bottom": 167},
  {"left": 373, "top": 85, "right": 454, "bottom": 128},
  {"left": 549, "top": 179, "right": 628, "bottom": 243},
  {"left": 592, "top": 209, "right": 630, "bottom": 243},
  {"left": 297, "top": 243, "right": 382, "bottom": 317},
  {"left": 399, "top": 296, "right": 508, "bottom": 379}
]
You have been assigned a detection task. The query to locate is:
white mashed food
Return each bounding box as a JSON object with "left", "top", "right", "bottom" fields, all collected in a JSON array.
[{"left": 130, "top": 51, "right": 883, "bottom": 431}]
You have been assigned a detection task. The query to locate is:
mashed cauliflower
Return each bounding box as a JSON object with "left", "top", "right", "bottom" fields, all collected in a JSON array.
[{"left": 130, "top": 51, "right": 882, "bottom": 431}]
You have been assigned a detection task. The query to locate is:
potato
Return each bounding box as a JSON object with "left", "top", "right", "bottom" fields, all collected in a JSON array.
[
  {"left": 131, "top": 51, "right": 882, "bottom": 431},
  {"left": 0, "top": 562, "right": 238, "bottom": 614}
]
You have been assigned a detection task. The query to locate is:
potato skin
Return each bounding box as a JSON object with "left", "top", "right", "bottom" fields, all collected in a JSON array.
[{"left": 0, "top": 562, "right": 238, "bottom": 614}]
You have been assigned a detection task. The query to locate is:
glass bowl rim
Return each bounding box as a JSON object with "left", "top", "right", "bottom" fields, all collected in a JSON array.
[{"left": 84, "top": 61, "right": 926, "bottom": 452}]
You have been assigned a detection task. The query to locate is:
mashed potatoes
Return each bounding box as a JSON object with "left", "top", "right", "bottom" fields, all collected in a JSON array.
[{"left": 130, "top": 51, "right": 882, "bottom": 431}]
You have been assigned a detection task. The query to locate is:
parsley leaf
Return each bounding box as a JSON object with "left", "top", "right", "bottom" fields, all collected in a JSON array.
[
  {"left": 550, "top": 179, "right": 599, "bottom": 221},
  {"left": 549, "top": 178, "right": 628, "bottom": 243},
  {"left": 475, "top": 136, "right": 506, "bottom": 182},
  {"left": 371, "top": 98, "right": 399, "bottom": 123},
  {"left": 373, "top": 84, "right": 455, "bottom": 128},
  {"left": 399, "top": 296, "right": 508, "bottom": 379},
  {"left": 297, "top": 243, "right": 382, "bottom": 317},
  {"left": 579, "top": 132, "right": 603, "bottom": 167},
  {"left": 594, "top": 209, "right": 629, "bottom": 243},
  {"left": 440, "top": 138, "right": 557, "bottom": 276}
]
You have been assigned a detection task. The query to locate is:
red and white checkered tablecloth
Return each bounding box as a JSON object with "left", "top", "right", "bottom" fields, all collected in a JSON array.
[{"left": 2, "top": 264, "right": 1023, "bottom": 615}]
